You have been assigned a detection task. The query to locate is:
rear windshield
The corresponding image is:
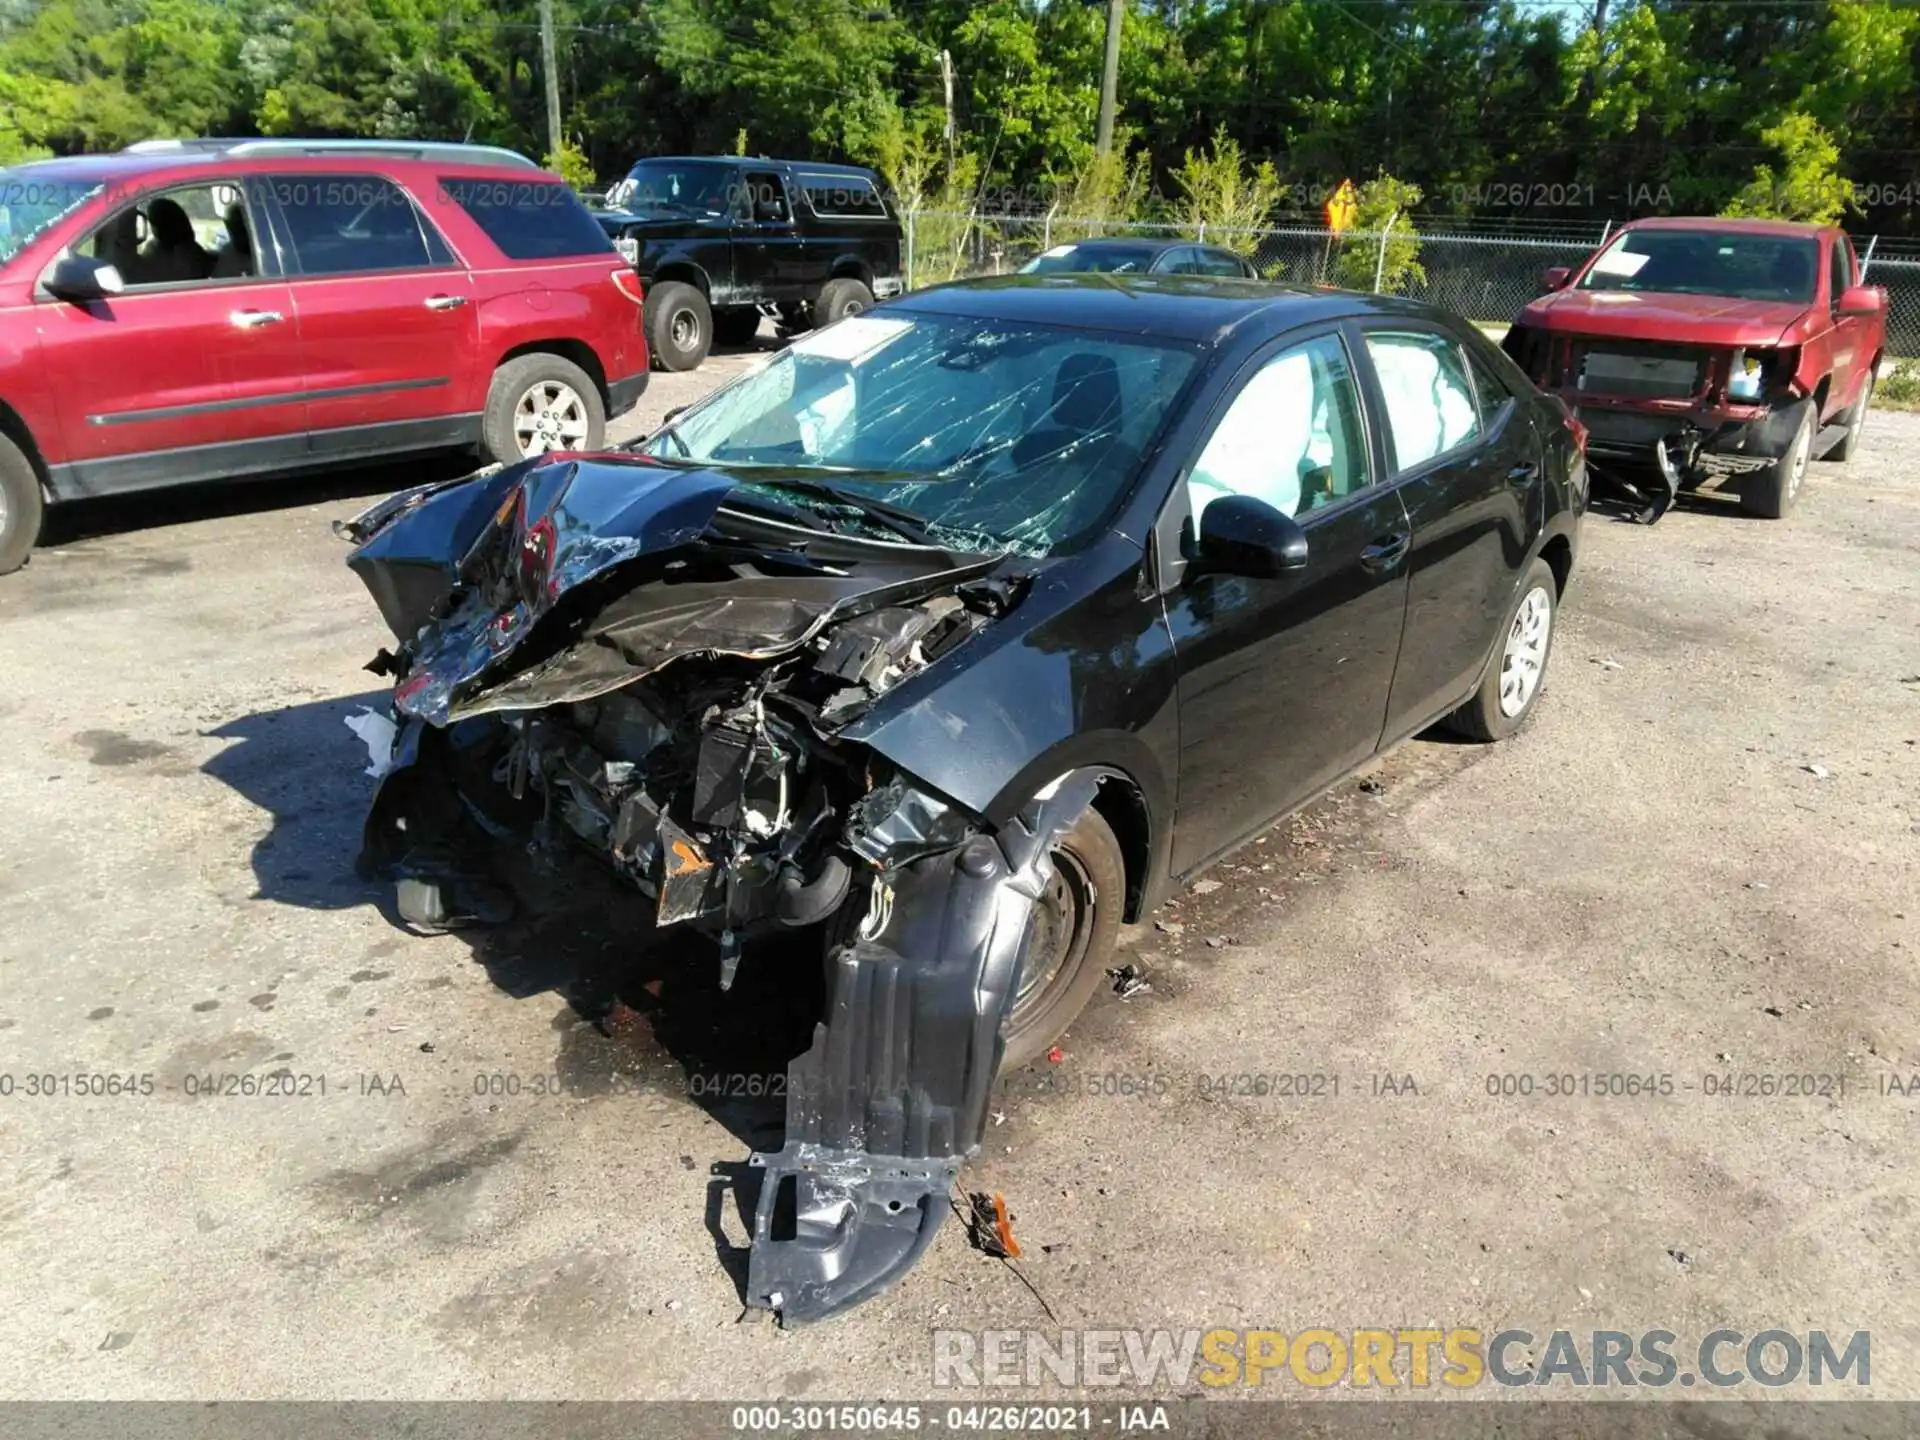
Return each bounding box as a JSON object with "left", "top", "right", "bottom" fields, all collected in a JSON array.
[
  {"left": 438, "top": 177, "right": 613, "bottom": 260},
  {"left": 1020, "top": 243, "right": 1159, "bottom": 275},
  {"left": 1577, "top": 229, "right": 1821, "bottom": 304}
]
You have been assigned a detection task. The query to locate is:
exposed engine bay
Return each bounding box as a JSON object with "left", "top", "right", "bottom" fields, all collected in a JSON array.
[{"left": 341, "top": 452, "right": 1098, "bottom": 1325}]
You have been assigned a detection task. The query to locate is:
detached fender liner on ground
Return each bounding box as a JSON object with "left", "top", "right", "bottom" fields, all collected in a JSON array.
[{"left": 746, "top": 772, "right": 1100, "bottom": 1326}]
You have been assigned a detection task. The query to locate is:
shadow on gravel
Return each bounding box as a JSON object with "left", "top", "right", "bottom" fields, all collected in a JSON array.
[
  {"left": 201, "top": 691, "right": 821, "bottom": 1172},
  {"left": 40, "top": 451, "right": 477, "bottom": 548}
]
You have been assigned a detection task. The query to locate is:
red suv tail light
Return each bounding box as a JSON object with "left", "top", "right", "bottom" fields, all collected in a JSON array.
[{"left": 610, "top": 269, "right": 644, "bottom": 305}]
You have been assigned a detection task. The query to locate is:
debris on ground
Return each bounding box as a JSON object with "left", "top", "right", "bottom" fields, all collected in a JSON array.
[
  {"left": 1191, "top": 879, "right": 1222, "bottom": 895},
  {"left": 1046, "top": 1046, "right": 1064, "bottom": 1065},
  {"left": 1803, "top": 763, "right": 1831, "bottom": 778},
  {"left": 1204, "top": 936, "right": 1229, "bottom": 950},
  {"left": 1155, "top": 919, "right": 1185, "bottom": 936},
  {"left": 1590, "top": 657, "right": 1625, "bottom": 671},
  {"left": 343, "top": 707, "right": 398, "bottom": 778},
  {"left": 963, "top": 1192, "right": 1022, "bottom": 1260},
  {"left": 1667, "top": 1249, "right": 1692, "bottom": 1270},
  {"left": 1107, "top": 963, "right": 1152, "bottom": 1000},
  {"left": 1358, "top": 777, "right": 1386, "bottom": 794}
]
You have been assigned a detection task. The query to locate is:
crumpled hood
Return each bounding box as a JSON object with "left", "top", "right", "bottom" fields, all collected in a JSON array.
[
  {"left": 1519, "top": 288, "right": 1808, "bottom": 349},
  {"left": 345, "top": 454, "right": 1006, "bottom": 729}
]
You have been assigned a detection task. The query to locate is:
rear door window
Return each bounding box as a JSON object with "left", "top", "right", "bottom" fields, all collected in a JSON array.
[
  {"left": 1193, "top": 247, "right": 1251, "bottom": 277},
  {"left": 268, "top": 174, "right": 448, "bottom": 275},
  {"left": 439, "top": 176, "right": 614, "bottom": 260},
  {"left": 1363, "top": 330, "right": 1481, "bottom": 471}
]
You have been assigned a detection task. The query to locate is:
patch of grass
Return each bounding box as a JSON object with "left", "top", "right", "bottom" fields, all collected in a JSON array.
[{"left": 1876, "top": 358, "right": 1920, "bottom": 410}]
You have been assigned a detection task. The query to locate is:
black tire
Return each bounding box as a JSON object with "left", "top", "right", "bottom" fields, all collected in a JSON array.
[
  {"left": 712, "top": 306, "right": 762, "bottom": 348},
  {"left": 645, "top": 280, "right": 712, "bottom": 372},
  {"left": 813, "top": 276, "right": 874, "bottom": 329},
  {"left": 1443, "top": 557, "right": 1558, "bottom": 742},
  {"left": 479, "top": 354, "right": 606, "bottom": 465},
  {"left": 1001, "top": 807, "right": 1125, "bottom": 1070},
  {"left": 1741, "top": 398, "right": 1813, "bottom": 518},
  {"left": 1824, "top": 375, "right": 1871, "bottom": 463},
  {"left": 0, "top": 431, "right": 45, "bottom": 576}
]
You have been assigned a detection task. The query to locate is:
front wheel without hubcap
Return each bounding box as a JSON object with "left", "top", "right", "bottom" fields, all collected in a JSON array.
[
  {"left": 1000, "top": 807, "right": 1124, "bottom": 1070},
  {"left": 1443, "top": 556, "right": 1558, "bottom": 742},
  {"left": 1742, "top": 398, "right": 1812, "bottom": 518}
]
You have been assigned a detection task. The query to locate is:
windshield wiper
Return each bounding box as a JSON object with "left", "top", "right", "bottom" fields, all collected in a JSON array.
[{"left": 745, "top": 477, "right": 938, "bottom": 545}]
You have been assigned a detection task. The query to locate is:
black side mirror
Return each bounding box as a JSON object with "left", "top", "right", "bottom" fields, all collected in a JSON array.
[
  {"left": 44, "top": 254, "right": 125, "bottom": 302},
  {"left": 1194, "top": 494, "right": 1308, "bottom": 578}
]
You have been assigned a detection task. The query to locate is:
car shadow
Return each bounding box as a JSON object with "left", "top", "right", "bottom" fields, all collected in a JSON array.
[
  {"left": 40, "top": 451, "right": 478, "bottom": 547},
  {"left": 201, "top": 691, "right": 821, "bottom": 1159}
]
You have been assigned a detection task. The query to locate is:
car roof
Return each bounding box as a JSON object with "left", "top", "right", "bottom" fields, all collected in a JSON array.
[
  {"left": 891, "top": 274, "right": 1395, "bottom": 346},
  {"left": 630, "top": 156, "right": 879, "bottom": 178},
  {"left": 1619, "top": 215, "right": 1828, "bottom": 239},
  {"left": 3, "top": 146, "right": 548, "bottom": 185}
]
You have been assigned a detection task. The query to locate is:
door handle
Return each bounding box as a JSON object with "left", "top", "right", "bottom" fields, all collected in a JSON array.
[
  {"left": 1359, "top": 531, "right": 1411, "bottom": 572},
  {"left": 424, "top": 294, "right": 469, "bottom": 312},
  {"left": 1507, "top": 461, "right": 1539, "bottom": 486},
  {"left": 229, "top": 309, "right": 284, "bottom": 328}
]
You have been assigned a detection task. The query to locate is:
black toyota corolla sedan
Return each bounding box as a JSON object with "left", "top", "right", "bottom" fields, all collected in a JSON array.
[{"left": 341, "top": 275, "right": 1586, "bottom": 1327}]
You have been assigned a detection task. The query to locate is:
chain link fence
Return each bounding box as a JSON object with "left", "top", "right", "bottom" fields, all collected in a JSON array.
[{"left": 903, "top": 211, "right": 1920, "bottom": 360}]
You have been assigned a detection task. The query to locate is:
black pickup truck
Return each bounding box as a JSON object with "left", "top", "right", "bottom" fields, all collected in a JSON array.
[{"left": 595, "top": 156, "right": 904, "bottom": 371}]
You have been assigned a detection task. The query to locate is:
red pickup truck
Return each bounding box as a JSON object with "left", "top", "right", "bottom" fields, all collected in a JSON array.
[
  {"left": 0, "top": 138, "right": 648, "bottom": 573},
  {"left": 1502, "top": 217, "right": 1886, "bottom": 520}
]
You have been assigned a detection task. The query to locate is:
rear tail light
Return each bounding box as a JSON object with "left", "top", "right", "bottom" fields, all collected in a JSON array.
[{"left": 610, "top": 269, "right": 644, "bottom": 305}]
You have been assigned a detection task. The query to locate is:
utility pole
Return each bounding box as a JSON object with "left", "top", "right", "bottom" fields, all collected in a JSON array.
[
  {"left": 939, "top": 48, "right": 956, "bottom": 175},
  {"left": 1095, "top": 0, "right": 1122, "bottom": 158},
  {"left": 538, "top": 0, "right": 563, "bottom": 171}
]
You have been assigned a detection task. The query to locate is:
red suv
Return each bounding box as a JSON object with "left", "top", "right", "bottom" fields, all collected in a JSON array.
[
  {"left": 1502, "top": 217, "right": 1885, "bottom": 520},
  {"left": 0, "top": 138, "right": 649, "bottom": 572}
]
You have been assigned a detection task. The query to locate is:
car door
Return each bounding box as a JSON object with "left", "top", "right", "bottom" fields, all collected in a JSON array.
[
  {"left": 1163, "top": 325, "right": 1411, "bottom": 875},
  {"left": 1361, "top": 324, "right": 1539, "bottom": 741},
  {"left": 257, "top": 172, "right": 478, "bottom": 460},
  {"left": 730, "top": 168, "right": 806, "bottom": 300},
  {"left": 35, "top": 179, "right": 308, "bottom": 492},
  {"left": 1824, "top": 234, "right": 1866, "bottom": 416}
]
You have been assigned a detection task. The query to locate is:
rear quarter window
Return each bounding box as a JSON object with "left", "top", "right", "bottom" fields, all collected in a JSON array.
[
  {"left": 797, "top": 173, "right": 888, "bottom": 221},
  {"left": 438, "top": 177, "right": 615, "bottom": 260}
]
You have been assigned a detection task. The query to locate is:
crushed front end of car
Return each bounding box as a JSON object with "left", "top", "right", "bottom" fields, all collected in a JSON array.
[{"left": 338, "top": 452, "right": 1095, "bottom": 1324}]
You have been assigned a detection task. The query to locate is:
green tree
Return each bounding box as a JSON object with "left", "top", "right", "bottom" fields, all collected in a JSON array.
[
  {"left": 1169, "top": 127, "right": 1281, "bottom": 249},
  {"left": 1722, "top": 111, "right": 1855, "bottom": 224},
  {"left": 1332, "top": 174, "right": 1425, "bottom": 294}
]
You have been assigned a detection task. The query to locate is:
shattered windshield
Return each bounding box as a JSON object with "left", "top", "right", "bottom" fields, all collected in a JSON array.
[
  {"left": 1577, "top": 230, "right": 1820, "bottom": 304},
  {"left": 0, "top": 173, "right": 100, "bottom": 267},
  {"left": 641, "top": 311, "right": 1201, "bottom": 555}
]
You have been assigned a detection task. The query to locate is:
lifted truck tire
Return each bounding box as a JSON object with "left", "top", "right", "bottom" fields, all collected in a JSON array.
[
  {"left": 0, "top": 431, "right": 44, "bottom": 576},
  {"left": 814, "top": 276, "right": 874, "bottom": 329},
  {"left": 712, "top": 306, "right": 762, "bottom": 347},
  {"left": 1000, "top": 806, "right": 1124, "bottom": 1069},
  {"left": 1824, "top": 376, "right": 1871, "bottom": 463},
  {"left": 1443, "top": 557, "right": 1557, "bottom": 742},
  {"left": 480, "top": 354, "right": 606, "bottom": 464},
  {"left": 645, "top": 281, "right": 713, "bottom": 371},
  {"left": 1742, "top": 398, "right": 1813, "bottom": 519}
]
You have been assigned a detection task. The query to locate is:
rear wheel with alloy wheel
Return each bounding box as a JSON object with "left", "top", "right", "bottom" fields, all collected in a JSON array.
[{"left": 480, "top": 354, "right": 606, "bottom": 464}]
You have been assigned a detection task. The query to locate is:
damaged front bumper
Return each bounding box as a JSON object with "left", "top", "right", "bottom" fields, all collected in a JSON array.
[
  {"left": 746, "top": 774, "right": 1096, "bottom": 1324},
  {"left": 1557, "top": 393, "right": 1804, "bottom": 520},
  {"left": 343, "top": 453, "right": 1088, "bottom": 1324}
]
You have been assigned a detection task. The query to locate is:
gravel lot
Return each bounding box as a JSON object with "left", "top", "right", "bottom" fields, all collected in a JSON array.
[{"left": 1, "top": 337, "right": 1915, "bottom": 1405}]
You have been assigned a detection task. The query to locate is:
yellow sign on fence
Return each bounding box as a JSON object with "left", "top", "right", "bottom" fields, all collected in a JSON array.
[{"left": 1326, "top": 178, "right": 1359, "bottom": 232}]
